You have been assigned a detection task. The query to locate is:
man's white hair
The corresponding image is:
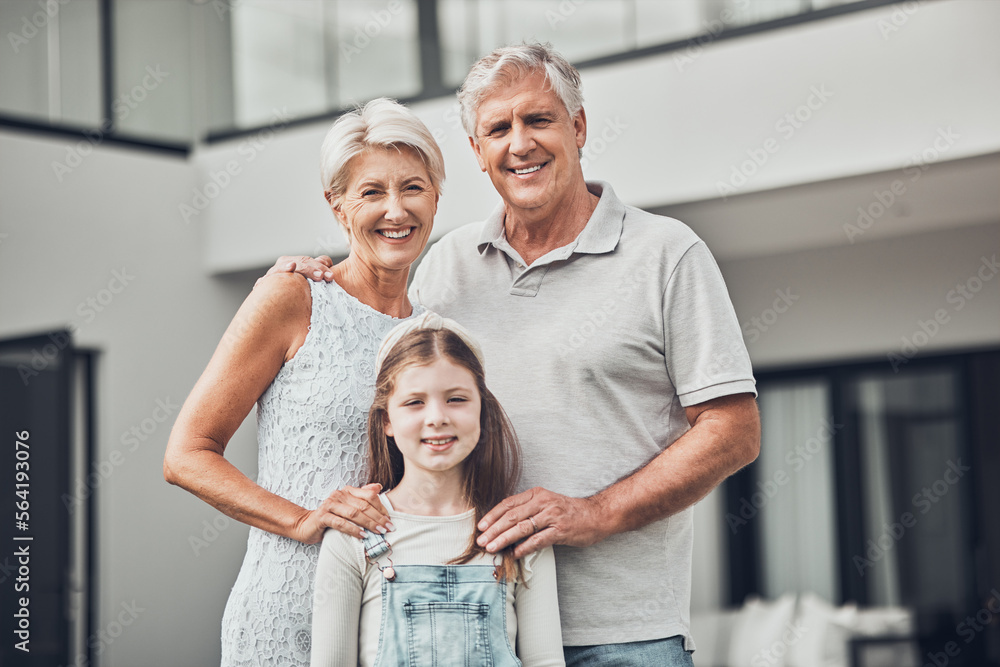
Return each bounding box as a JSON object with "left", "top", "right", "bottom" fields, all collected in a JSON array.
[{"left": 457, "top": 42, "right": 584, "bottom": 140}]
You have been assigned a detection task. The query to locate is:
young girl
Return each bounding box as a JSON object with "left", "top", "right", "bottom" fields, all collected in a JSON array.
[{"left": 310, "top": 312, "right": 564, "bottom": 666}]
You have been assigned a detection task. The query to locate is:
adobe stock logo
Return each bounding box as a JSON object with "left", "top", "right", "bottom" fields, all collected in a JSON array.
[
  {"left": 716, "top": 85, "right": 834, "bottom": 199},
  {"left": 853, "top": 459, "right": 969, "bottom": 576},
  {"left": 887, "top": 254, "right": 998, "bottom": 372}
]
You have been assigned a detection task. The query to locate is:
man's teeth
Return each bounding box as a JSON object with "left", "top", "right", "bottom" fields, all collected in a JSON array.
[
  {"left": 513, "top": 165, "right": 541, "bottom": 175},
  {"left": 380, "top": 228, "right": 412, "bottom": 239},
  {"left": 424, "top": 438, "right": 454, "bottom": 445}
]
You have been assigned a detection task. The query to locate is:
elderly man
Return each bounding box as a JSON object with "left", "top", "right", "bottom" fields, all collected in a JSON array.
[{"left": 276, "top": 43, "right": 759, "bottom": 666}]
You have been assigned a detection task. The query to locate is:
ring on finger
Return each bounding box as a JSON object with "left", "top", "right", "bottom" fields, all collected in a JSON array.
[{"left": 528, "top": 516, "right": 538, "bottom": 532}]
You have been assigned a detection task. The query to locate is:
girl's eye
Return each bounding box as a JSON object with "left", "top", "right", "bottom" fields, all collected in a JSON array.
[
  {"left": 447, "top": 396, "right": 467, "bottom": 403},
  {"left": 403, "top": 400, "right": 423, "bottom": 407}
]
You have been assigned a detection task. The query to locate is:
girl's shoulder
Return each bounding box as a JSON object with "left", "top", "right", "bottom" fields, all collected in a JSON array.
[{"left": 319, "top": 526, "right": 367, "bottom": 573}]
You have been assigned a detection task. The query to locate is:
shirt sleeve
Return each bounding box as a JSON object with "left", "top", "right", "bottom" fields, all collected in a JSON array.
[
  {"left": 513, "top": 547, "right": 566, "bottom": 666},
  {"left": 662, "top": 240, "right": 757, "bottom": 407},
  {"left": 310, "top": 528, "right": 363, "bottom": 667}
]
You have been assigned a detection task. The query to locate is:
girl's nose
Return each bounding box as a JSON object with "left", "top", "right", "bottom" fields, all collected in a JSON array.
[{"left": 424, "top": 400, "right": 449, "bottom": 426}]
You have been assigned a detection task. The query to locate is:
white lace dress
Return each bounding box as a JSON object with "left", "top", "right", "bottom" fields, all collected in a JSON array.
[{"left": 220, "top": 279, "right": 423, "bottom": 666}]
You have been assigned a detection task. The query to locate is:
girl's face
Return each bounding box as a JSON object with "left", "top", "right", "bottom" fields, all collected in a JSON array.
[{"left": 384, "top": 357, "right": 482, "bottom": 477}]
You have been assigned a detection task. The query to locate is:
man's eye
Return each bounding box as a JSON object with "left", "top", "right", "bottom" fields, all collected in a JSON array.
[{"left": 488, "top": 125, "right": 509, "bottom": 136}]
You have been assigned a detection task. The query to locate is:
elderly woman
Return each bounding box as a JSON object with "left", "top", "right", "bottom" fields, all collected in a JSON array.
[{"left": 163, "top": 98, "right": 444, "bottom": 666}]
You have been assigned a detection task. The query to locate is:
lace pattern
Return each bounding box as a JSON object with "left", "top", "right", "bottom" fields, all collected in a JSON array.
[{"left": 220, "top": 280, "right": 422, "bottom": 666}]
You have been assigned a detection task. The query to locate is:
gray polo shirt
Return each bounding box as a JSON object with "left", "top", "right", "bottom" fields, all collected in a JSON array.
[{"left": 410, "top": 181, "right": 756, "bottom": 647}]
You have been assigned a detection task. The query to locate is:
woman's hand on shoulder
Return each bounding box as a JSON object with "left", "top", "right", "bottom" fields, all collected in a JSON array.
[
  {"left": 258, "top": 255, "right": 335, "bottom": 288},
  {"left": 291, "top": 483, "right": 394, "bottom": 544}
]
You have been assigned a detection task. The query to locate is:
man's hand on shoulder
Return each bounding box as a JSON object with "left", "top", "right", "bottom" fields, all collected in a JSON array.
[
  {"left": 256, "top": 255, "right": 335, "bottom": 289},
  {"left": 476, "top": 487, "right": 609, "bottom": 559}
]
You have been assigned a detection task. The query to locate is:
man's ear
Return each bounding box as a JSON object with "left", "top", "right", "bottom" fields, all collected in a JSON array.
[
  {"left": 469, "top": 136, "right": 487, "bottom": 172},
  {"left": 574, "top": 107, "right": 588, "bottom": 150}
]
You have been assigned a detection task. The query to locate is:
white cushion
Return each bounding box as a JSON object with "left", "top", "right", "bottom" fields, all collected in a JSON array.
[
  {"left": 727, "top": 593, "right": 798, "bottom": 667},
  {"left": 786, "top": 592, "right": 858, "bottom": 667},
  {"left": 851, "top": 606, "right": 915, "bottom": 636}
]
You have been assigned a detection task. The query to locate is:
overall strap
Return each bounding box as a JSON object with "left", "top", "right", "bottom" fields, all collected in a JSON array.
[{"left": 361, "top": 530, "right": 391, "bottom": 561}]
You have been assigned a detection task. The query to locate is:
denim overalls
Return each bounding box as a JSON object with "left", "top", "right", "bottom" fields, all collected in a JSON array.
[{"left": 363, "top": 531, "right": 522, "bottom": 667}]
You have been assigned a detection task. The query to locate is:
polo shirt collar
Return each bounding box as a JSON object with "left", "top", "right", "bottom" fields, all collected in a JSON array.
[
  {"left": 476, "top": 180, "right": 625, "bottom": 255},
  {"left": 575, "top": 181, "right": 625, "bottom": 254}
]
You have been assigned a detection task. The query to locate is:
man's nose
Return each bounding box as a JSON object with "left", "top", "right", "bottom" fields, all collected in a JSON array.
[{"left": 509, "top": 123, "right": 536, "bottom": 155}]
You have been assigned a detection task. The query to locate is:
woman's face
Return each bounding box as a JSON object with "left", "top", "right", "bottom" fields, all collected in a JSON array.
[{"left": 333, "top": 145, "right": 438, "bottom": 275}]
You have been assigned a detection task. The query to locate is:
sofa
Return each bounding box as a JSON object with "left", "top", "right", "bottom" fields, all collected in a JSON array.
[{"left": 689, "top": 592, "right": 919, "bottom": 667}]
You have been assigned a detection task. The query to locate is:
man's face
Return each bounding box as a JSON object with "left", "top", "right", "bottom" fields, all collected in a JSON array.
[{"left": 470, "top": 72, "right": 587, "bottom": 219}]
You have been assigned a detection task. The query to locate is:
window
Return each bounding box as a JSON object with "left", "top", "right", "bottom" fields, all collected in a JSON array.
[{"left": 726, "top": 349, "right": 998, "bottom": 664}]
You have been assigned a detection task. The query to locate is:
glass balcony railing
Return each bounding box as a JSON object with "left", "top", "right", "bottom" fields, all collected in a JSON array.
[{"left": 0, "top": 0, "right": 887, "bottom": 149}]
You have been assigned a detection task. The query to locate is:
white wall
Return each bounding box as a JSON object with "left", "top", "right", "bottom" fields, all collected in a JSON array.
[{"left": 727, "top": 221, "right": 1000, "bottom": 370}]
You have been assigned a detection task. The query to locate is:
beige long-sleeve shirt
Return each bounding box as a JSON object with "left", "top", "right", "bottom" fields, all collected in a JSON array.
[{"left": 310, "top": 495, "right": 565, "bottom": 666}]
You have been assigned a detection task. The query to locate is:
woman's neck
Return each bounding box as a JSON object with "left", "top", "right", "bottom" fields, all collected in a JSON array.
[
  {"left": 332, "top": 256, "right": 412, "bottom": 318},
  {"left": 386, "top": 468, "right": 471, "bottom": 516}
]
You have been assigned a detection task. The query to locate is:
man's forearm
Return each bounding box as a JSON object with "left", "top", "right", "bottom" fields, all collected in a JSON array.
[{"left": 590, "top": 393, "right": 760, "bottom": 537}]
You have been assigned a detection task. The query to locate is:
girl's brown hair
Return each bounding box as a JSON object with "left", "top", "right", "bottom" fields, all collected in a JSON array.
[{"left": 367, "top": 328, "right": 523, "bottom": 581}]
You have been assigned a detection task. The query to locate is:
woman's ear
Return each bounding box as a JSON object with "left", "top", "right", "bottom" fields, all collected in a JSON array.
[
  {"left": 383, "top": 412, "right": 393, "bottom": 439},
  {"left": 326, "top": 190, "right": 349, "bottom": 227}
]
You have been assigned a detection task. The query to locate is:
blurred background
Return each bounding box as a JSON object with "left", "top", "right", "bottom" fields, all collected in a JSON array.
[{"left": 1, "top": 0, "right": 998, "bottom": 665}]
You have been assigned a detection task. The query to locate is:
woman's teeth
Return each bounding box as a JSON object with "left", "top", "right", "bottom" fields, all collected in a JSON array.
[
  {"left": 513, "top": 165, "right": 541, "bottom": 175},
  {"left": 423, "top": 438, "right": 455, "bottom": 445},
  {"left": 379, "top": 228, "right": 412, "bottom": 239}
]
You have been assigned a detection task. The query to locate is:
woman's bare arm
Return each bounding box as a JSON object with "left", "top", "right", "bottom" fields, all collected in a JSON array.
[{"left": 163, "top": 273, "right": 391, "bottom": 543}]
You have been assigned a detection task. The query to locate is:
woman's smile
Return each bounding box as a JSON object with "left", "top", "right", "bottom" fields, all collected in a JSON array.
[{"left": 377, "top": 226, "right": 415, "bottom": 241}]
